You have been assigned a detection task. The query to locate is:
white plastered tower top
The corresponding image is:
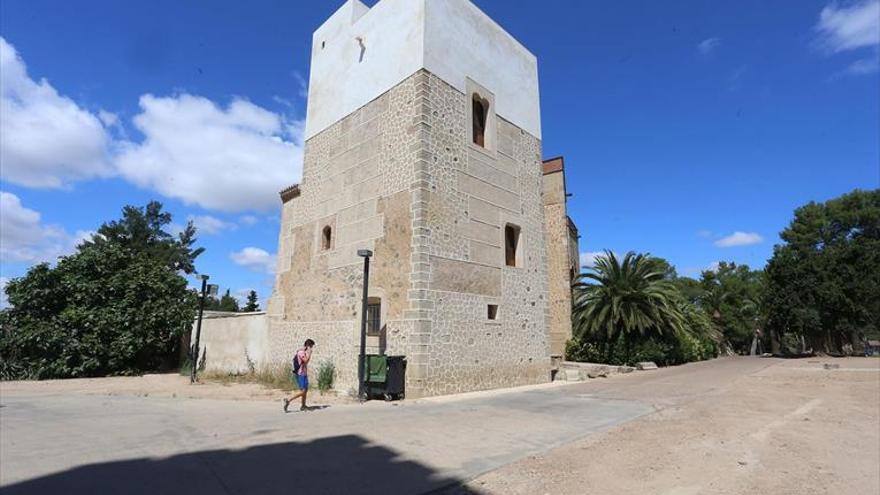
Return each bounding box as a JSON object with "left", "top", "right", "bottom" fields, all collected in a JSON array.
[{"left": 304, "top": 0, "right": 542, "bottom": 140}]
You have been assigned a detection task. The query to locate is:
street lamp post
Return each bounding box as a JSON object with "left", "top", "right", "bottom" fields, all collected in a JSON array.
[
  {"left": 357, "top": 249, "right": 373, "bottom": 401},
  {"left": 191, "top": 274, "right": 210, "bottom": 384}
]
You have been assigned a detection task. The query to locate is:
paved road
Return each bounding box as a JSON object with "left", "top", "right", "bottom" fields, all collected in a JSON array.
[{"left": 0, "top": 358, "right": 773, "bottom": 494}]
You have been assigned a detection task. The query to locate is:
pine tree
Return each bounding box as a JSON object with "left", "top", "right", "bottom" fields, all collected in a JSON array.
[
  {"left": 218, "top": 289, "right": 240, "bottom": 312},
  {"left": 243, "top": 290, "right": 260, "bottom": 312}
]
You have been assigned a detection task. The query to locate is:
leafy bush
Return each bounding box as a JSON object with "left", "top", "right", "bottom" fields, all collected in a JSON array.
[
  {"left": 565, "top": 330, "right": 718, "bottom": 367},
  {"left": 780, "top": 333, "right": 804, "bottom": 356},
  {"left": 316, "top": 360, "right": 336, "bottom": 393},
  {"left": 0, "top": 202, "right": 201, "bottom": 380}
]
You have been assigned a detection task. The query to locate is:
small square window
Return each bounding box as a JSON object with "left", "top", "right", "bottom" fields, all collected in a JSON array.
[{"left": 487, "top": 304, "right": 499, "bottom": 320}]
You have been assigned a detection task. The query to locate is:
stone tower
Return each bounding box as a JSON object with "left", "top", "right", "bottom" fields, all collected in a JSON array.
[{"left": 267, "top": 0, "right": 562, "bottom": 397}]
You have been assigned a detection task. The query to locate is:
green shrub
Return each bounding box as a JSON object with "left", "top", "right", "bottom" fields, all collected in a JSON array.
[
  {"left": 780, "top": 333, "right": 803, "bottom": 355},
  {"left": 565, "top": 339, "right": 606, "bottom": 363},
  {"left": 316, "top": 360, "right": 335, "bottom": 393},
  {"left": 566, "top": 330, "right": 718, "bottom": 367},
  {"left": 628, "top": 338, "right": 675, "bottom": 366},
  {"left": 0, "top": 201, "right": 201, "bottom": 380},
  {"left": 178, "top": 357, "right": 193, "bottom": 377}
]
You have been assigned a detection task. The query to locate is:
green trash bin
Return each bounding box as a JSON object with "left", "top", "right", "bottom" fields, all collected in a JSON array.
[
  {"left": 362, "top": 354, "right": 406, "bottom": 401},
  {"left": 364, "top": 354, "right": 387, "bottom": 384}
]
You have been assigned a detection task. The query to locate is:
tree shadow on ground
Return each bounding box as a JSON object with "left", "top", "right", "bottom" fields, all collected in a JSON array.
[{"left": 1, "top": 434, "right": 484, "bottom": 495}]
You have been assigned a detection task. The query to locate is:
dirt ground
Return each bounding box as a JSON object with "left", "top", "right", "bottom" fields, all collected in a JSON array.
[
  {"left": 2, "top": 358, "right": 877, "bottom": 494},
  {"left": 448, "top": 357, "right": 880, "bottom": 495},
  {"left": 0, "top": 372, "right": 355, "bottom": 406}
]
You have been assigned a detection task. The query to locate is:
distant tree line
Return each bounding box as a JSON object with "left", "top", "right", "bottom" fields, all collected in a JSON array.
[
  {"left": 202, "top": 289, "right": 260, "bottom": 313},
  {"left": 764, "top": 189, "right": 879, "bottom": 354},
  {"left": 568, "top": 189, "right": 879, "bottom": 365}
]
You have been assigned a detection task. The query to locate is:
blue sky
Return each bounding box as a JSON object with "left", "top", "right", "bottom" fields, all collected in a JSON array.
[{"left": 1, "top": 0, "right": 878, "bottom": 306}]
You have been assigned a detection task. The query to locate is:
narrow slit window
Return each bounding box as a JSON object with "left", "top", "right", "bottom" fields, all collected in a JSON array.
[
  {"left": 505, "top": 224, "right": 521, "bottom": 267},
  {"left": 472, "top": 94, "right": 488, "bottom": 147},
  {"left": 322, "top": 225, "right": 332, "bottom": 251},
  {"left": 366, "top": 300, "right": 381, "bottom": 335},
  {"left": 487, "top": 304, "right": 499, "bottom": 320}
]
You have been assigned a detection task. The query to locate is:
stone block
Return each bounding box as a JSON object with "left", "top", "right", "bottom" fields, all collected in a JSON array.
[
  {"left": 327, "top": 240, "right": 374, "bottom": 269},
  {"left": 336, "top": 215, "right": 384, "bottom": 247},
  {"left": 466, "top": 154, "right": 518, "bottom": 192},
  {"left": 346, "top": 175, "right": 382, "bottom": 207},
  {"left": 343, "top": 156, "right": 379, "bottom": 188},
  {"left": 338, "top": 198, "right": 379, "bottom": 226},
  {"left": 468, "top": 196, "right": 501, "bottom": 226},
  {"left": 457, "top": 171, "right": 520, "bottom": 212},
  {"left": 430, "top": 255, "right": 501, "bottom": 296},
  {"left": 469, "top": 240, "right": 502, "bottom": 266},
  {"left": 461, "top": 219, "right": 500, "bottom": 247},
  {"left": 348, "top": 115, "right": 380, "bottom": 146},
  {"left": 636, "top": 361, "right": 658, "bottom": 370}
]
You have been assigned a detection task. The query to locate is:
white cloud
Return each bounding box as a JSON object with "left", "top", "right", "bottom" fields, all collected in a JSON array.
[
  {"left": 698, "top": 37, "right": 721, "bottom": 56},
  {"left": 842, "top": 55, "right": 880, "bottom": 75},
  {"left": 188, "top": 214, "right": 236, "bottom": 235},
  {"left": 0, "top": 277, "right": 9, "bottom": 308},
  {"left": 115, "top": 94, "right": 303, "bottom": 212},
  {"left": 239, "top": 215, "right": 259, "bottom": 226},
  {"left": 230, "top": 247, "right": 276, "bottom": 274},
  {"left": 0, "top": 191, "right": 82, "bottom": 264},
  {"left": 816, "top": 0, "right": 880, "bottom": 53},
  {"left": 293, "top": 71, "right": 309, "bottom": 99},
  {"left": 0, "top": 37, "right": 113, "bottom": 188},
  {"left": 97, "top": 110, "right": 118, "bottom": 127},
  {"left": 580, "top": 251, "right": 608, "bottom": 269},
  {"left": 1, "top": 37, "right": 304, "bottom": 214},
  {"left": 714, "top": 231, "right": 763, "bottom": 247}
]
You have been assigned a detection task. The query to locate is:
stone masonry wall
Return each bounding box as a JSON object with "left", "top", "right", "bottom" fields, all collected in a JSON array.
[
  {"left": 543, "top": 201, "right": 574, "bottom": 356},
  {"left": 265, "top": 70, "right": 552, "bottom": 397},
  {"left": 266, "top": 74, "right": 425, "bottom": 394},
  {"left": 411, "top": 71, "right": 551, "bottom": 396}
]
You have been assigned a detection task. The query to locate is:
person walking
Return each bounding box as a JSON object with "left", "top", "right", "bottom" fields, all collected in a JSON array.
[{"left": 283, "top": 339, "right": 314, "bottom": 412}]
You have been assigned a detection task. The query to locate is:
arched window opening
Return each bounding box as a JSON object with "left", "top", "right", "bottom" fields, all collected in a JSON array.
[
  {"left": 472, "top": 94, "right": 488, "bottom": 147},
  {"left": 322, "top": 225, "right": 332, "bottom": 251}
]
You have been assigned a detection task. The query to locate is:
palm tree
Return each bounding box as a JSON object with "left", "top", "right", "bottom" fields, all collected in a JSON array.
[{"left": 572, "top": 251, "right": 685, "bottom": 360}]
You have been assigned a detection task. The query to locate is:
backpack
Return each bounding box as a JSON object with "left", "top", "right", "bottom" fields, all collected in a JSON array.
[{"left": 292, "top": 351, "right": 301, "bottom": 374}]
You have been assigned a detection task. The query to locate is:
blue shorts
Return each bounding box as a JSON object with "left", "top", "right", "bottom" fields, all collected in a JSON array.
[{"left": 296, "top": 374, "right": 309, "bottom": 391}]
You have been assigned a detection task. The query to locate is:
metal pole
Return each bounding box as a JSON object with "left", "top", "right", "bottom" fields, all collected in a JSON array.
[
  {"left": 191, "top": 276, "right": 208, "bottom": 384},
  {"left": 357, "top": 251, "right": 372, "bottom": 401}
]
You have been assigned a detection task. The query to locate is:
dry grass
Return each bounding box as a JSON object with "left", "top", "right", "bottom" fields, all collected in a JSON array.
[{"left": 202, "top": 362, "right": 299, "bottom": 392}]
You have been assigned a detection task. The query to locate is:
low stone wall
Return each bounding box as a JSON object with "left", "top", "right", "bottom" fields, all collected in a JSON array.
[
  {"left": 556, "top": 361, "right": 635, "bottom": 381},
  {"left": 192, "top": 312, "right": 270, "bottom": 374}
]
